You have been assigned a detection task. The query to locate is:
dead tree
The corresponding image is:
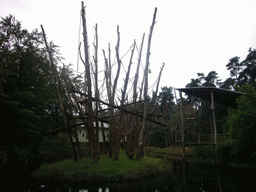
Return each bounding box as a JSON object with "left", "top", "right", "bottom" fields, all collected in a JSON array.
[
  {"left": 137, "top": 7, "right": 157, "bottom": 160},
  {"left": 126, "top": 33, "right": 145, "bottom": 157},
  {"left": 93, "top": 23, "right": 101, "bottom": 157},
  {"left": 41, "top": 25, "right": 77, "bottom": 161},
  {"left": 114, "top": 40, "right": 136, "bottom": 160},
  {"left": 62, "top": 65, "right": 83, "bottom": 159},
  {"left": 81, "top": 2, "right": 99, "bottom": 164},
  {"left": 145, "top": 63, "right": 165, "bottom": 148},
  {"left": 106, "top": 26, "right": 122, "bottom": 158}
]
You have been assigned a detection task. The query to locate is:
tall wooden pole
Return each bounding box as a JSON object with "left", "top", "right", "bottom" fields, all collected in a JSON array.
[
  {"left": 137, "top": 7, "right": 157, "bottom": 160},
  {"left": 211, "top": 91, "right": 217, "bottom": 146},
  {"left": 93, "top": 23, "right": 100, "bottom": 156},
  {"left": 108, "top": 26, "right": 122, "bottom": 158},
  {"left": 198, "top": 103, "right": 203, "bottom": 146},
  {"left": 179, "top": 91, "right": 185, "bottom": 161},
  {"left": 115, "top": 40, "right": 136, "bottom": 160},
  {"left": 41, "top": 25, "right": 77, "bottom": 161},
  {"left": 81, "top": 1, "right": 99, "bottom": 164},
  {"left": 63, "top": 66, "right": 82, "bottom": 159}
]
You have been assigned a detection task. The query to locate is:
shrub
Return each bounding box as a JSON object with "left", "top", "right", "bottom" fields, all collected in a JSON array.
[
  {"left": 217, "top": 139, "right": 241, "bottom": 164},
  {"left": 38, "top": 132, "right": 72, "bottom": 164},
  {"left": 192, "top": 145, "right": 216, "bottom": 161}
]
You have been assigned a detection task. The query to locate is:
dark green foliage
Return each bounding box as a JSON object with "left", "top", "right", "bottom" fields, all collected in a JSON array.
[
  {"left": 226, "top": 57, "right": 240, "bottom": 80},
  {"left": 38, "top": 133, "right": 72, "bottom": 164},
  {"left": 0, "top": 15, "right": 65, "bottom": 166},
  {"left": 226, "top": 84, "right": 256, "bottom": 163},
  {"left": 217, "top": 139, "right": 242, "bottom": 164},
  {"left": 238, "top": 48, "right": 256, "bottom": 87},
  {"left": 225, "top": 48, "right": 256, "bottom": 88},
  {"left": 192, "top": 146, "right": 216, "bottom": 161},
  {"left": 157, "top": 86, "right": 175, "bottom": 117},
  {"left": 186, "top": 71, "right": 221, "bottom": 88},
  {"left": 150, "top": 86, "right": 176, "bottom": 148}
]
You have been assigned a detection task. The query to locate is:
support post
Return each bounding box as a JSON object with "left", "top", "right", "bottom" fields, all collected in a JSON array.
[
  {"left": 179, "top": 91, "right": 185, "bottom": 161},
  {"left": 211, "top": 91, "right": 217, "bottom": 146}
]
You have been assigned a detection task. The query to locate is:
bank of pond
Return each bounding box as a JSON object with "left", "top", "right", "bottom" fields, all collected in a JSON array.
[
  {"left": 8, "top": 159, "right": 256, "bottom": 191},
  {"left": 2, "top": 147, "right": 256, "bottom": 191},
  {"left": 33, "top": 150, "right": 171, "bottom": 183}
]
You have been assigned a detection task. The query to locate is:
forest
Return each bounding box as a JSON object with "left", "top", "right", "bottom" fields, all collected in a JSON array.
[{"left": 1, "top": 9, "right": 256, "bottom": 178}]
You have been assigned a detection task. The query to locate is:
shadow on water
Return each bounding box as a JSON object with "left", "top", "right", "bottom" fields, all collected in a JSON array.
[{"left": 3, "top": 159, "right": 256, "bottom": 191}]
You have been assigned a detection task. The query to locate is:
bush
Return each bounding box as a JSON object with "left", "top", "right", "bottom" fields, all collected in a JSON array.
[
  {"left": 79, "top": 142, "right": 90, "bottom": 157},
  {"left": 217, "top": 139, "right": 242, "bottom": 164},
  {"left": 192, "top": 145, "right": 216, "bottom": 161},
  {"left": 38, "top": 132, "right": 72, "bottom": 164}
]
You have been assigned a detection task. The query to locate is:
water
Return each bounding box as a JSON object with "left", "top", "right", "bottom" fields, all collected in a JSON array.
[{"left": 3, "top": 160, "right": 256, "bottom": 191}]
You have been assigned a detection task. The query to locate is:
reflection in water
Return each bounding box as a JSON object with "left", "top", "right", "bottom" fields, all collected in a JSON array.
[
  {"left": 78, "top": 189, "right": 109, "bottom": 192},
  {"left": 26, "top": 160, "right": 255, "bottom": 191}
]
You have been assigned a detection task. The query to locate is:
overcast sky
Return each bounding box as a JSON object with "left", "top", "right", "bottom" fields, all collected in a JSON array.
[{"left": 1, "top": 0, "right": 256, "bottom": 100}]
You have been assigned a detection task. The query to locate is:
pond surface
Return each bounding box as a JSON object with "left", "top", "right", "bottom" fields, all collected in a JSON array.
[{"left": 5, "top": 160, "right": 256, "bottom": 191}]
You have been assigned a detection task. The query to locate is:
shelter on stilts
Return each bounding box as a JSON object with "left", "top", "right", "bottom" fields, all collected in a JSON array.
[{"left": 176, "top": 87, "right": 245, "bottom": 160}]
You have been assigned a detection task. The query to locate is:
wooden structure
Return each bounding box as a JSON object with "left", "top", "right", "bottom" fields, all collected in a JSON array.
[
  {"left": 176, "top": 87, "right": 245, "bottom": 160},
  {"left": 41, "top": 2, "right": 164, "bottom": 163}
]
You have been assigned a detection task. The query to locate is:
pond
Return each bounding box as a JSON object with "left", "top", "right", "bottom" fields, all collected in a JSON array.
[{"left": 5, "top": 160, "right": 256, "bottom": 191}]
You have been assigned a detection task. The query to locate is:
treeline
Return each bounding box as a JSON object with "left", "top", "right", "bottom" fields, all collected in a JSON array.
[{"left": 0, "top": 15, "right": 71, "bottom": 170}]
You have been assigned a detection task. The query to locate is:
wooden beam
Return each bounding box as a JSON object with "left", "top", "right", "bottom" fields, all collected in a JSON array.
[
  {"left": 45, "top": 122, "right": 85, "bottom": 134},
  {"left": 70, "top": 90, "right": 168, "bottom": 127}
]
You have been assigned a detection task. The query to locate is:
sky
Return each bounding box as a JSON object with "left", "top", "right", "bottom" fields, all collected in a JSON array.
[{"left": 1, "top": 0, "right": 256, "bottom": 101}]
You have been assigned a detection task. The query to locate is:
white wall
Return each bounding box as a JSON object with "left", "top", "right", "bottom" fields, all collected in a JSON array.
[{"left": 73, "top": 127, "right": 109, "bottom": 143}]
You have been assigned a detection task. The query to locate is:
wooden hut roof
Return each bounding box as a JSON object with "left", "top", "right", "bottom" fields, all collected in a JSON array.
[{"left": 176, "top": 87, "right": 245, "bottom": 108}]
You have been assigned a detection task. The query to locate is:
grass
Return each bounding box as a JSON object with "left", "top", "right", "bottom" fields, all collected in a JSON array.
[
  {"left": 146, "top": 146, "right": 193, "bottom": 157},
  {"left": 33, "top": 150, "right": 171, "bottom": 182}
]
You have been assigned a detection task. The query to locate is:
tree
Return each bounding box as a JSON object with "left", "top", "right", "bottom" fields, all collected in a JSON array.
[
  {"left": 157, "top": 86, "right": 175, "bottom": 117},
  {"left": 0, "top": 15, "right": 62, "bottom": 167},
  {"left": 227, "top": 84, "right": 256, "bottom": 163},
  {"left": 203, "top": 71, "right": 221, "bottom": 87},
  {"left": 226, "top": 57, "right": 241, "bottom": 79},
  {"left": 238, "top": 48, "right": 256, "bottom": 87},
  {"left": 151, "top": 86, "right": 176, "bottom": 147},
  {"left": 225, "top": 48, "right": 256, "bottom": 88},
  {"left": 220, "top": 77, "right": 235, "bottom": 89}
]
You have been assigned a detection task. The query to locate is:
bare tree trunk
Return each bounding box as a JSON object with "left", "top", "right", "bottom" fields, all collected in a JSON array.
[
  {"left": 41, "top": 25, "right": 77, "bottom": 161},
  {"left": 81, "top": 2, "right": 99, "bottom": 164},
  {"left": 126, "top": 33, "right": 145, "bottom": 158},
  {"left": 103, "top": 48, "right": 113, "bottom": 157},
  {"left": 146, "top": 63, "right": 165, "bottom": 150},
  {"left": 93, "top": 23, "right": 100, "bottom": 159},
  {"left": 114, "top": 40, "right": 136, "bottom": 160},
  {"left": 170, "top": 126, "right": 174, "bottom": 147},
  {"left": 62, "top": 65, "right": 82, "bottom": 159},
  {"left": 108, "top": 26, "right": 122, "bottom": 158},
  {"left": 137, "top": 8, "right": 157, "bottom": 160}
]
